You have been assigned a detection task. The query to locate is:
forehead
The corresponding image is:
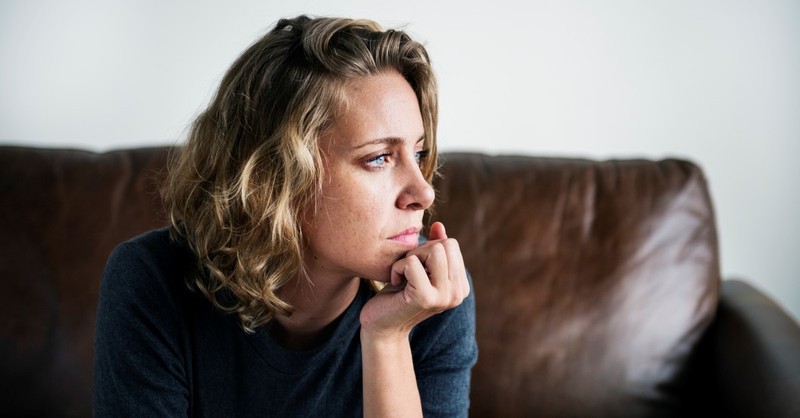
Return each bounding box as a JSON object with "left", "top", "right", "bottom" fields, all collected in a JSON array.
[{"left": 323, "top": 70, "right": 424, "bottom": 150}]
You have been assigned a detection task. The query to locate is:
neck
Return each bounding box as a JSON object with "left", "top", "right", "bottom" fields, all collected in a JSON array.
[{"left": 272, "top": 274, "right": 362, "bottom": 350}]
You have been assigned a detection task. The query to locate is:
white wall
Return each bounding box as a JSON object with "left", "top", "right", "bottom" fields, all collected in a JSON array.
[{"left": 2, "top": 0, "right": 798, "bottom": 321}]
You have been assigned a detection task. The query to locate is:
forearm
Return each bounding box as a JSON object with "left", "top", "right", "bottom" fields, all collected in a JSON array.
[{"left": 361, "top": 329, "right": 423, "bottom": 418}]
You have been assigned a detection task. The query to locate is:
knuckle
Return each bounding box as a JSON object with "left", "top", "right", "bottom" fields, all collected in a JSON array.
[
  {"left": 421, "top": 293, "right": 440, "bottom": 310},
  {"left": 444, "top": 238, "right": 460, "bottom": 251},
  {"left": 449, "top": 293, "right": 460, "bottom": 306}
]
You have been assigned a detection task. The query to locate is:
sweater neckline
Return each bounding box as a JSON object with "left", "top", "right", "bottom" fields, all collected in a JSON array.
[{"left": 246, "top": 280, "right": 371, "bottom": 375}]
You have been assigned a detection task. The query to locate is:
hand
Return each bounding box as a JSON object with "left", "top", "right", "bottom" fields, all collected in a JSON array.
[{"left": 359, "top": 222, "right": 470, "bottom": 339}]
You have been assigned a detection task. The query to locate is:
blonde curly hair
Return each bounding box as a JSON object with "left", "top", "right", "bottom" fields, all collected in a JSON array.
[{"left": 161, "top": 15, "right": 439, "bottom": 332}]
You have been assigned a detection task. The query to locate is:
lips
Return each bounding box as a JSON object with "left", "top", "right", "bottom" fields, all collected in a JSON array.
[{"left": 389, "top": 226, "right": 421, "bottom": 246}]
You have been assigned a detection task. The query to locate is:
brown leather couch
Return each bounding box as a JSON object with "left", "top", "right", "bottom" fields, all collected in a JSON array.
[{"left": 2, "top": 146, "right": 799, "bottom": 417}]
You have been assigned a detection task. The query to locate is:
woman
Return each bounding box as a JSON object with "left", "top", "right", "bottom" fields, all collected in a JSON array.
[{"left": 93, "top": 15, "right": 476, "bottom": 417}]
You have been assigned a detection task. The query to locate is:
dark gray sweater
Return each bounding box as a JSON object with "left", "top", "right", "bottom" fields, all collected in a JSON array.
[{"left": 93, "top": 228, "right": 477, "bottom": 417}]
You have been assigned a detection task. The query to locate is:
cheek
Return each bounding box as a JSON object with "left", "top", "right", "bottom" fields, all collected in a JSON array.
[
  {"left": 330, "top": 191, "right": 383, "bottom": 229},
  {"left": 313, "top": 184, "right": 381, "bottom": 232},
  {"left": 326, "top": 175, "right": 391, "bottom": 214},
  {"left": 314, "top": 164, "right": 400, "bottom": 233}
]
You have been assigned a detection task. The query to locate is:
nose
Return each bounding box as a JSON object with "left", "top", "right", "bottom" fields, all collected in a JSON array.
[{"left": 396, "top": 158, "right": 435, "bottom": 211}]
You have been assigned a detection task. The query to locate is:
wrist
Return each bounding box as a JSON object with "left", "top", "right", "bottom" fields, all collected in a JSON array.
[
  {"left": 360, "top": 326, "right": 422, "bottom": 418},
  {"left": 360, "top": 326, "right": 411, "bottom": 348}
]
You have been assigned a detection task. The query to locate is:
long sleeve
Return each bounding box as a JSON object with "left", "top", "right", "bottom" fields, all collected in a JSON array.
[{"left": 411, "top": 273, "right": 478, "bottom": 418}]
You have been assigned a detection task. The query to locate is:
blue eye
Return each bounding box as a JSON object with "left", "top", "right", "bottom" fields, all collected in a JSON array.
[
  {"left": 366, "top": 153, "right": 389, "bottom": 168},
  {"left": 415, "top": 150, "right": 430, "bottom": 164}
]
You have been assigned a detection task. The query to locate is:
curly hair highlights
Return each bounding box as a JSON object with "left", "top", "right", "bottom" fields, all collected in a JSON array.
[{"left": 162, "top": 15, "right": 439, "bottom": 332}]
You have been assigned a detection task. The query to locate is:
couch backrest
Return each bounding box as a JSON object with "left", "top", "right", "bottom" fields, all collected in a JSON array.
[
  {"left": 0, "top": 147, "right": 170, "bottom": 416},
  {"left": 436, "top": 153, "right": 719, "bottom": 417},
  {"left": 0, "top": 147, "right": 719, "bottom": 417}
]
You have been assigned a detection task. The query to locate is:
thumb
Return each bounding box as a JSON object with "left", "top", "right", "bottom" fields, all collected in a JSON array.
[{"left": 428, "top": 221, "right": 448, "bottom": 241}]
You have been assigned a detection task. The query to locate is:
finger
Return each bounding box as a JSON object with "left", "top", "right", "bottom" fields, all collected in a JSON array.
[
  {"left": 390, "top": 256, "right": 414, "bottom": 287},
  {"left": 396, "top": 255, "right": 436, "bottom": 295},
  {"left": 390, "top": 254, "right": 437, "bottom": 289},
  {"left": 421, "top": 242, "right": 450, "bottom": 289},
  {"left": 440, "top": 239, "right": 465, "bottom": 282},
  {"left": 441, "top": 238, "right": 470, "bottom": 300},
  {"left": 428, "top": 221, "right": 447, "bottom": 241},
  {"left": 414, "top": 222, "right": 446, "bottom": 253},
  {"left": 397, "top": 242, "right": 449, "bottom": 290},
  {"left": 406, "top": 240, "right": 450, "bottom": 286},
  {"left": 379, "top": 283, "right": 406, "bottom": 294}
]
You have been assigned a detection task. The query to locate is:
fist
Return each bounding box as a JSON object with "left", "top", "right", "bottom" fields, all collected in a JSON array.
[{"left": 360, "top": 222, "right": 470, "bottom": 336}]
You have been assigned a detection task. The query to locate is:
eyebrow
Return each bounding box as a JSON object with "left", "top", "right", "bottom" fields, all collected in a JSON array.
[{"left": 351, "top": 135, "right": 426, "bottom": 150}]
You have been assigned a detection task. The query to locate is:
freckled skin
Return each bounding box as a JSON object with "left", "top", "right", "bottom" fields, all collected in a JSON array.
[
  {"left": 301, "top": 70, "right": 434, "bottom": 284},
  {"left": 289, "top": 70, "right": 468, "bottom": 418}
]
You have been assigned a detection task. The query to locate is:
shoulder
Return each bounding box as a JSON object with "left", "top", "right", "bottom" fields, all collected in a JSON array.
[
  {"left": 100, "top": 227, "right": 197, "bottom": 317},
  {"left": 94, "top": 227, "right": 197, "bottom": 415},
  {"left": 105, "top": 227, "right": 193, "bottom": 276},
  {"left": 104, "top": 227, "right": 194, "bottom": 283}
]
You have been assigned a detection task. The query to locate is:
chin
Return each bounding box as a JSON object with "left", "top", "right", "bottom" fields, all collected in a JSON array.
[
  {"left": 352, "top": 250, "right": 408, "bottom": 283},
  {"left": 361, "top": 269, "right": 392, "bottom": 283},
  {"left": 357, "top": 261, "right": 395, "bottom": 283}
]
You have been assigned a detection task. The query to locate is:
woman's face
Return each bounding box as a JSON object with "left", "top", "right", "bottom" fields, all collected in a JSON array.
[{"left": 302, "top": 70, "right": 434, "bottom": 283}]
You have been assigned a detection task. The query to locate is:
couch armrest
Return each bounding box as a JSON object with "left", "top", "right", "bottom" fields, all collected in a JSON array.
[{"left": 712, "top": 279, "right": 800, "bottom": 417}]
